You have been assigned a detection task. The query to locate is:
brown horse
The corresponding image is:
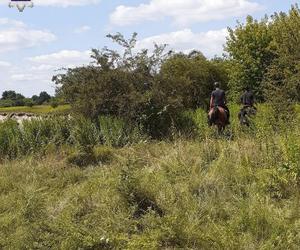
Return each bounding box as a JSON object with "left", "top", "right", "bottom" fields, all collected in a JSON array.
[{"left": 208, "top": 106, "right": 228, "bottom": 132}]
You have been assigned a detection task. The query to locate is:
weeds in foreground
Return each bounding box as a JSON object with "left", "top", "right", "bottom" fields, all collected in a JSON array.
[{"left": 0, "top": 105, "right": 300, "bottom": 248}]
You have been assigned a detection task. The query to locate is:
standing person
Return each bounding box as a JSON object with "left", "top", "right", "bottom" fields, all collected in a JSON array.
[{"left": 209, "top": 82, "right": 230, "bottom": 124}]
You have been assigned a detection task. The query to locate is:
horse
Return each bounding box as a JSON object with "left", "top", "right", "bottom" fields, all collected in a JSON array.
[
  {"left": 208, "top": 106, "right": 229, "bottom": 132},
  {"left": 238, "top": 106, "right": 257, "bottom": 126}
]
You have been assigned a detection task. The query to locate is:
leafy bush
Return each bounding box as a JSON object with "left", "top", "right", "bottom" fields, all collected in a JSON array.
[
  {"left": 24, "top": 98, "right": 34, "bottom": 107},
  {"left": 0, "top": 99, "right": 14, "bottom": 107},
  {"left": 54, "top": 33, "right": 227, "bottom": 138},
  {"left": 50, "top": 101, "right": 59, "bottom": 109}
]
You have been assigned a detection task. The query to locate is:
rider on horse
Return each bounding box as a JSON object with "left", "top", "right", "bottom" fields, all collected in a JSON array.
[
  {"left": 240, "top": 87, "right": 257, "bottom": 114},
  {"left": 239, "top": 87, "right": 256, "bottom": 125},
  {"left": 240, "top": 86, "right": 255, "bottom": 109},
  {"left": 209, "top": 82, "right": 230, "bottom": 125}
]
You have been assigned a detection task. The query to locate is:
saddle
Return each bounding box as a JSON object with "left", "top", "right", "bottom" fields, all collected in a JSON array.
[{"left": 208, "top": 106, "right": 228, "bottom": 124}]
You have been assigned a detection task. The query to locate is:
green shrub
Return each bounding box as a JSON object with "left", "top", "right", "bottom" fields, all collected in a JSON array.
[
  {"left": 49, "top": 116, "right": 73, "bottom": 146},
  {"left": 0, "top": 120, "right": 21, "bottom": 159},
  {"left": 99, "top": 116, "right": 127, "bottom": 147},
  {"left": 24, "top": 98, "right": 34, "bottom": 107},
  {"left": 21, "top": 118, "right": 59, "bottom": 153},
  {"left": 21, "top": 119, "right": 44, "bottom": 151},
  {"left": 51, "top": 101, "right": 59, "bottom": 109},
  {"left": 71, "top": 117, "right": 100, "bottom": 152},
  {"left": 192, "top": 108, "right": 211, "bottom": 139},
  {"left": 0, "top": 117, "right": 73, "bottom": 159}
]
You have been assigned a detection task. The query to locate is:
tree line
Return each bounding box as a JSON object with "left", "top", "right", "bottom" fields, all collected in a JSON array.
[
  {"left": 52, "top": 5, "right": 300, "bottom": 136},
  {"left": 0, "top": 90, "right": 60, "bottom": 108},
  {"left": 53, "top": 33, "right": 229, "bottom": 137},
  {"left": 225, "top": 5, "right": 300, "bottom": 118},
  {"left": 3, "top": 5, "right": 298, "bottom": 135}
]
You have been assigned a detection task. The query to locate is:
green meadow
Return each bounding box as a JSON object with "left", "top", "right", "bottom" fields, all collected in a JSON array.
[
  {"left": 0, "top": 105, "right": 300, "bottom": 249},
  {"left": 0, "top": 105, "right": 71, "bottom": 114}
]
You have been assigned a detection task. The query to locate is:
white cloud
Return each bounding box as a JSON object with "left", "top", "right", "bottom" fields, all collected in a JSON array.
[
  {"left": 23, "top": 50, "right": 92, "bottom": 87},
  {"left": 74, "top": 25, "right": 91, "bottom": 34},
  {"left": 110, "top": 0, "right": 262, "bottom": 26},
  {"left": 0, "top": 50, "right": 92, "bottom": 96},
  {"left": 11, "top": 73, "right": 42, "bottom": 81},
  {"left": 136, "top": 28, "right": 228, "bottom": 58},
  {"left": 0, "top": 18, "right": 56, "bottom": 53},
  {"left": 28, "top": 50, "right": 91, "bottom": 67},
  {"left": 0, "top": 61, "right": 11, "bottom": 67},
  {"left": 0, "top": 18, "right": 25, "bottom": 28}
]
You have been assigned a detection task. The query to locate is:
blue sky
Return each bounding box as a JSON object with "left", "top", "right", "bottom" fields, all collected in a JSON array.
[{"left": 0, "top": 0, "right": 297, "bottom": 96}]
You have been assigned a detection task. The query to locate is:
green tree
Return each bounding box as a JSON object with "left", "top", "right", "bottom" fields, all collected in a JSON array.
[
  {"left": 53, "top": 33, "right": 173, "bottom": 137},
  {"left": 24, "top": 98, "right": 34, "bottom": 107},
  {"left": 0, "top": 99, "right": 14, "bottom": 107},
  {"left": 53, "top": 33, "right": 227, "bottom": 137},
  {"left": 1, "top": 90, "right": 25, "bottom": 106},
  {"left": 263, "top": 5, "right": 300, "bottom": 119},
  {"left": 225, "top": 15, "right": 275, "bottom": 102},
  {"left": 159, "top": 51, "right": 228, "bottom": 110},
  {"left": 31, "top": 95, "right": 39, "bottom": 104},
  {"left": 2, "top": 90, "right": 18, "bottom": 100},
  {"left": 37, "top": 91, "right": 51, "bottom": 105}
]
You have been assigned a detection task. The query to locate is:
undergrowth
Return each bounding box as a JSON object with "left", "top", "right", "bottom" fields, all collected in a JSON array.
[{"left": 0, "top": 104, "right": 300, "bottom": 249}]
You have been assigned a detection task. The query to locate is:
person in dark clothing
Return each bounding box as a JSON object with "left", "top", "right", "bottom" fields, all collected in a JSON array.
[
  {"left": 210, "top": 82, "right": 230, "bottom": 124},
  {"left": 239, "top": 87, "right": 256, "bottom": 125},
  {"left": 240, "top": 87, "right": 255, "bottom": 107}
]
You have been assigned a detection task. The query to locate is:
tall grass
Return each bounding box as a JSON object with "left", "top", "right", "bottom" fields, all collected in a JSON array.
[
  {"left": 0, "top": 104, "right": 297, "bottom": 160},
  {"left": 0, "top": 120, "right": 22, "bottom": 159},
  {"left": 1, "top": 125, "right": 300, "bottom": 248},
  {"left": 0, "top": 104, "right": 300, "bottom": 248},
  {"left": 0, "top": 115, "right": 146, "bottom": 160},
  {"left": 0, "top": 117, "right": 74, "bottom": 159},
  {"left": 99, "top": 116, "right": 147, "bottom": 147}
]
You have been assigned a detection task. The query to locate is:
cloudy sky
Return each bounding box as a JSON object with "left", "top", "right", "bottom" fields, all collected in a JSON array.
[{"left": 0, "top": 0, "right": 296, "bottom": 96}]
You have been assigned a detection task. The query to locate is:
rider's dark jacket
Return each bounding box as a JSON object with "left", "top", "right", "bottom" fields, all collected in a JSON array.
[
  {"left": 241, "top": 90, "right": 254, "bottom": 106},
  {"left": 211, "top": 88, "right": 226, "bottom": 108}
]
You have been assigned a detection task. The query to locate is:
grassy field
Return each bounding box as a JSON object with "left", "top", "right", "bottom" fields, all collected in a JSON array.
[
  {"left": 0, "top": 104, "right": 71, "bottom": 114},
  {"left": 0, "top": 105, "right": 300, "bottom": 249}
]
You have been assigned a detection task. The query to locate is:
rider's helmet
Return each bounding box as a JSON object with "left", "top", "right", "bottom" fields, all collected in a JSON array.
[{"left": 214, "top": 82, "right": 220, "bottom": 89}]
